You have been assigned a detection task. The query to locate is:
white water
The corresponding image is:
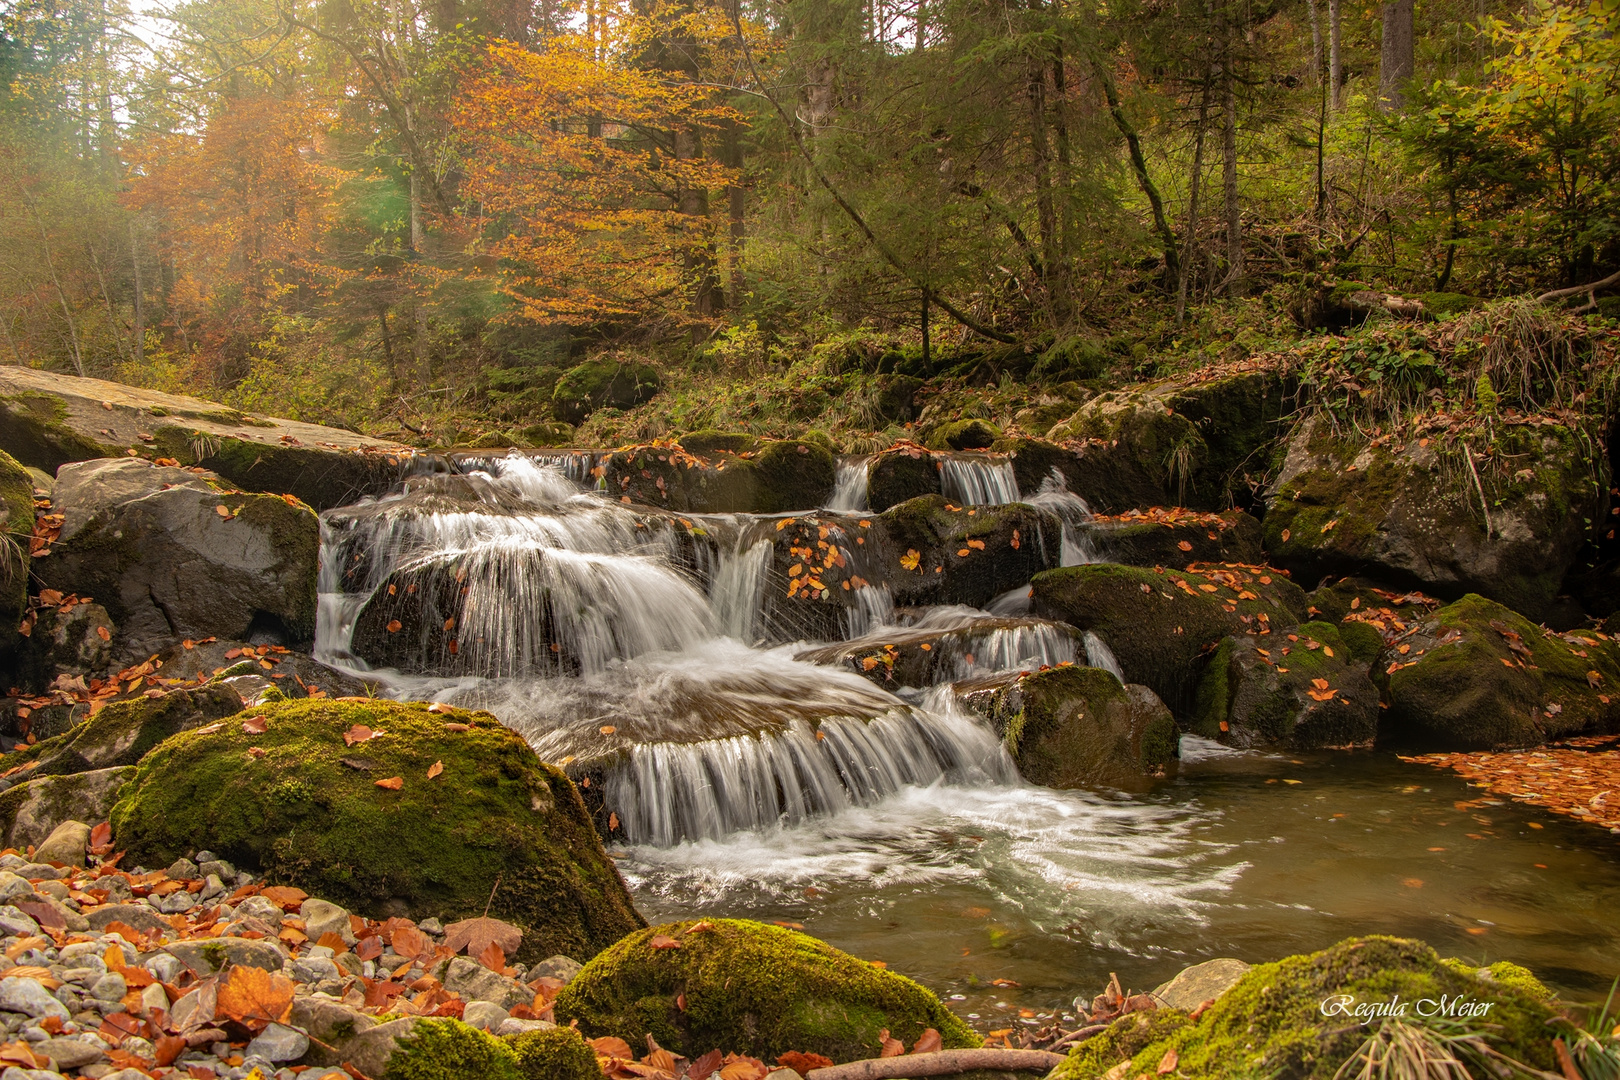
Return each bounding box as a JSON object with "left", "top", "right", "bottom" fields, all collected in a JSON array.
[
  {"left": 829, "top": 457, "right": 871, "bottom": 512},
  {"left": 1025, "top": 468, "right": 1100, "bottom": 566},
  {"left": 939, "top": 457, "right": 1020, "bottom": 506}
]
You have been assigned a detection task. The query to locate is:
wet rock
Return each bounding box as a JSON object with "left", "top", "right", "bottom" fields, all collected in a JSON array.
[
  {"left": 110, "top": 699, "right": 644, "bottom": 963},
  {"left": 140, "top": 639, "right": 376, "bottom": 702},
  {"left": 0, "top": 364, "right": 413, "bottom": 510},
  {"left": 290, "top": 995, "right": 420, "bottom": 1078},
  {"left": 1193, "top": 624, "right": 1380, "bottom": 750},
  {"left": 556, "top": 919, "right": 978, "bottom": 1063},
  {"left": 1150, "top": 958, "right": 1251, "bottom": 1011},
  {"left": 0, "top": 686, "right": 243, "bottom": 779},
  {"left": 798, "top": 614, "right": 1083, "bottom": 689},
  {"left": 1005, "top": 438, "right": 1087, "bottom": 499},
  {"left": 0, "top": 768, "right": 135, "bottom": 851},
  {"left": 1262, "top": 417, "right": 1600, "bottom": 621},
  {"left": 878, "top": 495, "right": 1062, "bottom": 609},
  {"left": 529, "top": 956, "right": 583, "bottom": 985},
  {"left": 874, "top": 375, "right": 924, "bottom": 423},
  {"left": 1047, "top": 363, "right": 1290, "bottom": 512},
  {"left": 35, "top": 458, "right": 319, "bottom": 659},
  {"left": 597, "top": 439, "right": 836, "bottom": 514},
  {"left": 1032, "top": 563, "right": 1309, "bottom": 711},
  {"left": 1089, "top": 509, "right": 1263, "bottom": 568},
  {"left": 30, "top": 820, "right": 90, "bottom": 867},
  {"left": 551, "top": 358, "right": 660, "bottom": 426},
  {"left": 1378, "top": 593, "right": 1620, "bottom": 749},
  {"left": 867, "top": 445, "right": 941, "bottom": 511},
  {"left": 957, "top": 665, "right": 1178, "bottom": 790}
]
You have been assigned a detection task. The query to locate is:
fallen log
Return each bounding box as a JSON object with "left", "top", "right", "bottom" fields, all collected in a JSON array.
[
  {"left": 805, "top": 1048, "right": 1069, "bottom": 1079},
  {"left": 1535, "top": 268, "right": 1620, "bottom": 313}
]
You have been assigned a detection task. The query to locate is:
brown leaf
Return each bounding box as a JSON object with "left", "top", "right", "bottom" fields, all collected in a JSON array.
[
  {"left": 215, "top": 965, "right": 293, "bottom": 1032},
  {"left": 392, "top": 927, "right": 431, "bottom": 962},
  {"left": 260, "top": 885, "right": 308, "bottom": 910},
  {"left": 685, "top": 921, "right": 715, "bottom": 935},
  {"left": 910, "top": 1028, "right": 943, "bottom": 1055},
  {"left": 688, "top": 1049, "right": 724, "bottom": 1080},
  {"left": 878, "top": 1029, "right": 906, "bottom": 1057},
  {"left": 343, "top": 724, "right": 376, "bottom": 746},
  {"left": 477, "top": 940, "right": 506, "bottom": 973},
  {"left": 241, "top": 715, "right": 268, "bottom": 734},
  {"left": 718, "top": 1058, "right": 768, "bottom": 1080},
  {"left": 645, "top": 1035, "right": 677, "bottom": 1074},
  {"left": 1177, "top": 540, "right": 1193, "bottom": 551},
  {"left": 386, "top": 620, "right": 402, "bottom": 633},
  {"left": 777, "top": 1051, "right": 835, "bottom": 1074},
  {"left": 590, "top": 1036, "right": 634, "bottom": 1060},
  {"left": 426, "top": 761, "right": 444, "bottom": 779},
  {"left": 648, "top": 934, "right": 681, "bottom": 950},
  {"left": 1157, "top": 1047, "right": 1179, "bottom": 1074},
  {"left": 443, "top": 916, "right": 523, "bottom": 958},
  {"left": 374, "top": 777, "right": 404, "bottom": 790},
  {"left": 215, "top": 505, "right": 231, "bottom": 518},
  {"left": 154, "top": 1033, "right": 188, "bottom": 1067}
]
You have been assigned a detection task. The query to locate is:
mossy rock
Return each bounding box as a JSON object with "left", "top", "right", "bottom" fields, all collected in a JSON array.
[
  {"left": 798, "top": 618, "right": 1084, "bottom": 690},
  {"left": 1192, "top": 623, "right": 1379, "bottom": 749},
  {"left": 1032, "top": 563, "right": 1309, "bottom": 712},
  {"left": 517, "top": 422, "right": 574, "bottom": 447},
  {"left": 552, "top": 359, "right": 660, "bottom": 426},
  {"left": 1379, "top": 593, "right": 1620, "bottom": 749},
  {"left": 109, "top": 699, "right": 645, "bottom": 962},
  {"left": 1418, "top": 292, "right": 1485, "bottom": 318},
  {"left": 751, "top": 439, "right": 837, "bottom": 513},
  {"left": 1049, "top": 936, "right": 1560, "bottom": 1079},
  {"left": 554, "top": 919, "right": 979, "bottom": 1063},
  {"left": 1091, "top": 510, "right": 1263, "bottom": 568},
  {"left": 0, "top": 685, "right": 244, "bottom": 778},
  {"left": 874, "top": 375, "right": 925, "bottom": 423},
  {"left": 386, "top": 1018, "right": 520, "bottom": 1080},
  {"left": 0, "top": 765, "right": 135, "bottom": 849},
  {"left": 0, "top": 449, "right": 33, "bottom": 657},
  {"left": 926, "top": 418, "right": 1002, "bottom": 451},
  {"left": 958, "top": 665, "right": 1178, "bottom": 790},
  {"left": 599, "top": 440, "right": 833, "bottom": 513},
  {"left": 867, "top": 447, "right": 941, "bottom": 512},
  {"left": 1263, "top": 418, "right": 1599, "bottom": 621},
  {"left": 507, "top": 1027, "right": 600, "bottom": 1080},
  {"left": 677, "top": 430, "right": 760, "bottom": 456},
  {"left": 1048, "top": 366, "right": 1290, "bottom": 512},
  {"left": 0, "top": 392, "right": 112, "bottom": 474},
  {"left": 878, "top": 495, "right": 1062, "bottom": 609},
  {"left": 146, "top": 428, "right": 406, "bottom": 512},
  {"left": 1005, "top": 438, "right": 1086, "bottom": 498}
]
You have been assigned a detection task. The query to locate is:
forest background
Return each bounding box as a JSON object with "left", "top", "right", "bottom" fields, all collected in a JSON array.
[{"left": 0, "top": 0, "right": 1616, "bottom": 449}]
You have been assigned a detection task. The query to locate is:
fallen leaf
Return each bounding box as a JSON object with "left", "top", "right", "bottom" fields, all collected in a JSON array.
[
  {"left": 241, "top": 715, "right": 268, "bottom": 734},
  {"left": 477, "top": 940, "right": 506, "bottom": 973},
  {"left": 344, "top": 725, "right": 376, "bottom": 746},
  {"left": 1178, "top": 540, "right": 1193, "bottom": 551},
  {"left": 215, "top": 966, "right": 293, "bottom": 1032},
  {"left": 688, "top": 1049, "right": 724, "bottom": 1080},
  {"left": 374, "top": 777, "right": 403, "bottom": 790},
  {"left": 590, "top": 1036, "right": 634, "bottom": 1060},
  {"left": 427, "top": 761, "right": 444, "bottom": 779},
  {"left": 649, "top": 934, "right": 681, "bottom": 949},
  {"left": 911, "top": 1028, "right": 943, "bottom": 1055},
  {"left": 443, "top": 916, "right": 523, "bottom": 958},
  {"left": 878, "top": 1029, "right": 906, "bottom": 1057},
  {"left": 215, "top": 505, "right": 231, "bottom": 518},
  {"left": 1158, "top": 1047, "right": 1179, "bottom": 1074}
]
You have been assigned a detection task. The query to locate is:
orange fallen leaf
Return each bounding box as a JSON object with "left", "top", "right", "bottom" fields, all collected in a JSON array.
[
  {"left": 386, "top": 620, "right": 402, "bottom": 633},
  {"left": 241, "top": 715, "right": 268, "bottom": 734},
  {"left": 427, "top": 761, "right": 444, "bottom": 779},
  {"left": 344, "top": 725, "right": 376, "bottom": 746},
  {"left": 649, "top": 934, "right": 681, "bottom": 949},
  {"left": 375, "top": 777, "right": 404, "bottom": 790}
]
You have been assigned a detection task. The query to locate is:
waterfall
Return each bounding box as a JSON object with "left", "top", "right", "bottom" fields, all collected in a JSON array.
[
  {"left": 1025, "top": 468, "right": 1099, "bottom": 566},
  {"left": 707, "top": 539, "right": 772, "bottom": 643},
  {"left": 829, "top": 458, "right": 870, "bottom": 512},
  {"left": 1085, "top": 631, "right": 1126, "bottom": 683},
  {"left": 938, "top": 456, "right": 1020, "bottom": 506}
]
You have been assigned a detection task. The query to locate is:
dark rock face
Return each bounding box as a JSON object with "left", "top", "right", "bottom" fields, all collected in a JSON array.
[
  {"left": 957, "top": 665, "right": 1178, "bottom": 790},
  {"left": 0, "top": 685, "right": 245, "bottom": 779},
  {"left": 1032, "top": 563, "right": 1309, "bottom": 711},
  {"left": 927, "top": 418, "right": 1002, "bottom": 450},
  {"left": 1378, "top": 593, "right": 1620, "bottom": 750},
  {"left": 1262, "top": 417, "right": 1601, "bottom": 620},
  {"left": 34, "top": 459, "right": 319, "bottom": 661},
  {"left": 1089, "top": 509, "right": 1264, "bottom": 568},
  {"left": 877, "top": 496, "right": 1062, "bottom": 610},
  {"left": 796, "top": 615, "right": 1083, "bottom": 689},
  {"left": 0, "top": 450, "right": 33, "bottom": 661},
  {"left": 587, "top": 440, "right": 836, "bottom": 514},
  {"left": 1193, "top": 622, "right": 1379, "bottom": 750},
  {"left": 867, "top": 446, "right": 943, "bottom": 511},
  {"left": 552, "top": 359, "right": 661, "bottom": 425}
]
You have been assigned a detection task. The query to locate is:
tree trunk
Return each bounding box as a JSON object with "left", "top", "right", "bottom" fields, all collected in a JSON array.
[
  {"left": 722, "top": 124, "right": 746, "bottom": 306},
  {"left": 1027, "top": 59, "right": 1063, "bottom": 314},
  {"left": 1093, "top": 59, "right": 1181, "bottom": 289},
  {"left": 1220, "top": 30, "right": 1245, "bottom": 297},
  {"left": 675, "top": 125, "right": 724, "bottom": 319},
  {"left": 130, "top": 218, "right": 143, "bottom": 363},
  {"left": 1307, "top": 0, "right": 1322, "bottom": 82},
  {"left": 1379, "top": 0, "right": 1414, "bottom": 111},
  {"left": 1328, "top": 0, "right": 1342, "bottom": 109},
  {"left": 914, "top": 0, "right": 925, "bottom": 50},
  {"left": 1177, "top": 72, "right": 1211, "bottom": 326}
]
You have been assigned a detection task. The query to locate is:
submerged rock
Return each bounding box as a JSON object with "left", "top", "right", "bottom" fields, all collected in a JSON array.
[
  {"left": 1032, "top": 563, "right": 1309, "bottom": 711},
  {"left": 109, "top": 698, "right": 645, "bottom": 962},
  {"left": 35, "top": 458, "right": 319, "bottom": 660},
  {"left": 1193, "top": 623, "right": 1379, "bottom": 750},
  {"left": 1050, "top": 936, "right": 1559, "bottom": 1079},
  {"left": 1262, "top": 418, "right": 1600, "bottom": 620},
  {"left": 1379, "top": 593, "right": 1620, "bottom": 749},
  {"left": 554, "top": 918, "right": 979, "bottom": 1063},
  {"left": 958, "top": 665, "right": 1178, "bottom": 789}
]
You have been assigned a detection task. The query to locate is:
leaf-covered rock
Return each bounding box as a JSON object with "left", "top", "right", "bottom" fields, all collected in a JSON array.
[
  {"left": 1089, "top": 508, "right": 1263, "bottom": 568},
  {"left": 866, "top": 444, "right": 942, "bottom": 512},
  {"left": 554, "top": 918, "right": 979, "bottom": 1064},
  {"left": 878, "top": 495, "right": 1061, "bottom": 609},
  {"left": 109, "top": 698, "right": 645, "bottom": 962},
  {"left": 0, "top": 684, "right": 244, "bottom": 778},
  {"left": 1193, "top": 623, "right": 1379, "bottom": 749}
]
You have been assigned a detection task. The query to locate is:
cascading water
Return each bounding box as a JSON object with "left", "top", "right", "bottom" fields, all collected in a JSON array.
[
  {"left": 829, "top": 457, "right": 870, "bottom": 512},
  {"left": 939, "top": 456, "right": 1020, "bottom": 506},
  {"left": 1025, "top": 468, "right": 1100, "bottom": 565}
]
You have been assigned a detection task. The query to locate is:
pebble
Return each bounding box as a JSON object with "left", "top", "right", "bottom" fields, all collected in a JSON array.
[{"left": 245, "top": 1023, "right": 309, "bottom": 1062}]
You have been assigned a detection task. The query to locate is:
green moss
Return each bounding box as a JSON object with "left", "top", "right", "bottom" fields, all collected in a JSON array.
[
  {"left": 926, "top": 419, "right": 1002, "bottom": 451},
  {"left": 518, "top": 421, "right": 574, "bottom": 447},
  {"left": 879, "top": 495, "right": 1061, "bottom": 609},
  {"left": 0, "top": 449, "right": 32, "bottom": 653},
  {"left": 109, "top": 699, "right": 645, "bottom": 962},
  {"left": 677, "top": 430, "right": 760, "bottom": 455},
  {"left": 506, "top": 1027, "right": 601, "bottom": 1080},
  {"left": 986, "top": 666, "right": 1176, "bottom": 788},
  {"left": 1052, "top": 1009, "right": 1191, "bottom": 1078},
  {"left": 1418, "top": 292, "right": 1485, "bottom": 318},
  {"left": 868, "top": 450, "right": 941, "bottom": 512},
  {"left": 1336, "top": 620, "right": 1385, "bottom": 663},
  {"left": 0, "top": 393, "right": 112, "bottom": 474},
  {"left": 0, "top": 685, "right": 244, "bottom": 778},
  {"left": 751, "top": 440, "right": 836, "bottom": 513},
  {"left": 1194, "top": 624, "right": 1379, "bottom": 749},
  {"left": 555, "top": 918, "right": 979, "bottom": 1063},
  {"left": 552, "top": 359, "right": 660, "bottom": 425},
  {"left": 1050, "top": 936, "right": 1559, "bottom": 1080},
  {"left": 148, "top": 427, "right": 403, "bottom": 512},
  {"left": 386, "top": 1019, "right": 521, "bottom": 1080}
]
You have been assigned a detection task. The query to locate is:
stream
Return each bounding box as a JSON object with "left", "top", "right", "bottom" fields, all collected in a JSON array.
[{"left": 311, "top": 451, "right": 1620, "bottom": 1029}]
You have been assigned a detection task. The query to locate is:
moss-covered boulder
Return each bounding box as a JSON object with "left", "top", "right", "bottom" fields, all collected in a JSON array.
[
  {"left": 10, "top": 601, "right": 117, "bottom": 693},
  {"left": 1048, "top": 364, "right": 1290, "bottom": 512},
  {"left": 958, "top": 665, "right": 1177, "bottom": 789},
  {"left": 554, "top": 919, "right": 978, "bottom": 1063},
  {"left": 35, "top": 458, "right": 319, "bottom": 660},
  {"left": 879, "top": 496, "right": 1062, "bottom": 609},
  {"left": 383, "top": 1018, "right": 601, "bottom": 1080},
  {"left": 926, "top": 418, "right": 1002, "bottom": 451},
  {"left": 1090, "top": 509, "right": 1263, "bottom": 568},
  {"left": 109, "top": 699, "right": 645, "bottom": 962},
  {"left": 0, "top": 449, "right": 33, "bottom": 658},
  {"left": 1032, "top": 563, "right": 1309, "bottom": 711},
  {"left": 1005, "top": 438, "right": 1085, "bottom": 499},
  {"left": 1262, "top": 418, "right": 1601, "bottom": 620},
  {"left": 1193, "top": 623, "right": 1379, "bottom": 749},
  {"left": 0, "top": 364, "right": 411, "bottom": 511},
  {"left": 0, "top": 685, "right": 244, "bottom": 778},
  {"left": 676, "top": 430, "right": 760, "bottom": 456},
  {"left": 598, "top": 439, "right": 835, "bottom": 513},
  {"left": 1049, "top": 936, "right": 1560, "bottom": 1080},
  {"left": 552, "top": 358, "right": 660, "bottom": 425},
  {"left": 867, "top": 445, "right": 942, "bottom": 512},
  {"left": 1379, "top": 594, "right": 1620, "bottom": 749}
]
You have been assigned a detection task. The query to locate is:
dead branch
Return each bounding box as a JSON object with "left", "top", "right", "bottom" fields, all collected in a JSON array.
[
  {"left": 1535, "top": 269, "right": 1620, "bottom": 313},
  {"left": 804, "top": 1048, "right": 1068, "bottom": 1080}
]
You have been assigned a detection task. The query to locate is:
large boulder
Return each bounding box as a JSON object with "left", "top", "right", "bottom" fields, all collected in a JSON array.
[
  {"left": 598, "top": 439, "right": 836, "bottom": 513},
  {"left": 0, "top": 449, "right": 33, "bottom": 658},
  {"left": 957, "top": 665, "right": 1178, "bottom": 789},
  {"left": 554, "top": 919, "right": 979, "bottom": 1063},
  {"left": 1048, "top": 363, "right": 1290, "bottom": 512},
  {"left": 1089, "top": 508, "right": 1263, "bottom": 567},
  {"left": 1193, "top": 623, "right": 1379, "bottom": 749},
  {"left": 1261, "top": 417, "right": 1601, "bottom": 620},
  {"left": 0, "top": 365, "right": 412, "bottom": 510},
  {"left": 552, "top": 358, "right": 660, "bottom": 425},
  {"left": 109, "top": 699, "right": 645, "bottom": 962},
  {"left": 0, "top": 767, "right": 133, "bottom": 849},
  {"left": 1379, "top": 593, "right": 1620, "bottom": 749},
  {"left": 867, "top": 444, "right": 942, "bottom": 511},
  {"left": 1032, "top": 563, "right": 1309, "bottom": 711},
  {"left": 34, "top": 458, "right": 319, "bottom": 660},
  {"left": 1048, "top": 936, "right": 1559, "bottom": 1080},
  {"left": 879, "top": 495, "right": 1062, "bottom": 609},
  {"left": 10, "top": 600, "right": 117, "bottom": 692},
  {"left": 0, "top": 685, "right": 244, "bottom": 779}
]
